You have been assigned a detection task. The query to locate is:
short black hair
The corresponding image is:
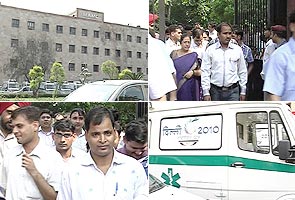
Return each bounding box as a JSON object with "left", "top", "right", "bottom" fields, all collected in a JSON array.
[
  {"left": 70, "top": 108, "right": 85, "bottom": 118},
  {"left": 179, "top": 32, "right": 191, "bottom": 43},
  {"left": 11, "top": 106, "right": 40, "bottom": 123},
  {"left": 85, "top": 107, "right": 114, "bottom": 131},
  {"left": 124, "top": 119, "right": 147, "bottom": 144},
  {"left": 53, "top": 119, "right": 75, "bottom": 133},
  {"left": 40, "top": 109, "right": 53, "bottom": 118},
  {"left": 216, "top": 22, "right": 232, "bottom": 33}
]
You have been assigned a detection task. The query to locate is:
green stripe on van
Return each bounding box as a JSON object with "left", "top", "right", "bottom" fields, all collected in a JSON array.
[{"left": 149, "top": 155, "right": 295, "bottom": 173}]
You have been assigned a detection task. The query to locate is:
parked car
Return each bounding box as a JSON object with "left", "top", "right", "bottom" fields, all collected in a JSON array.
[
  {"left": 64, "top": 80, "right": 148, "bottom": 101},
  {"left": 149, "top": 174, "right": 205, "bottom": 200},
  {"left": 2, "top": 79, "right": 20, "bottom": 92}
]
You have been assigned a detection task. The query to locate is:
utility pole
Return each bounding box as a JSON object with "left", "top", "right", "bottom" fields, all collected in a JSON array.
[{"left": 159, "top": 0, "right": 166, "bottom": 41}]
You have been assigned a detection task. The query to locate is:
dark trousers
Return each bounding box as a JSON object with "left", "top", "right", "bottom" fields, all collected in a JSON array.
[{"left": 210, "top": 84, "right": 240, "bottom": 101}]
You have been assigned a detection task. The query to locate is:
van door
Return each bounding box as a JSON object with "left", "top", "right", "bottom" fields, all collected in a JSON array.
[
  {"left": 149, "top": 110, "right": 229, "bottom": 200},
  {"left": 228, "top": 109, "right": 295, "bottom": 200}
]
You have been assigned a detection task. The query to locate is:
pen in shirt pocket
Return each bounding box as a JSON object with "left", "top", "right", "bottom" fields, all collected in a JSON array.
[{"left": 114, "top": 182, "right": 118, "bottom": 196}]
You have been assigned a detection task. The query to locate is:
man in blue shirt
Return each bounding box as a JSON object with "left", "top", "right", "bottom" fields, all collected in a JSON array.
[{"left": 263, "top": 11, "right": 295, "bottom": 101}]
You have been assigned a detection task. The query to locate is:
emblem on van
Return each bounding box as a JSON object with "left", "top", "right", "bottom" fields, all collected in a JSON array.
[{"left": 161, "top": 168, "right": 181, "bottom": 188}]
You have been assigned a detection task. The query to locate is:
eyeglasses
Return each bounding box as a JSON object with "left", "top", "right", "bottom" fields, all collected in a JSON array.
[{"left": 54, "top": 132, "right": 73, "bottom": 139}]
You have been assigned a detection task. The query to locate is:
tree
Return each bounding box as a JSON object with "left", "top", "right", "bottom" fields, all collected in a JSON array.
[
  {"left": 49, "top": 62, "right": 65, "bottom": 98},
  {"left": 101, "top": 60, "right": 119, "bottom": 80},
  {"left": 151, "top": 0, "right": 234, "bottom": 29},
  {"left": 5, "top": 37, "right": 55, "bottom": 82},
  {"left": 118, "top": 69, "right": 144, "bottom": 80},
  {"left": 28, "top": 65, "right": 44, "bottom": 97}
]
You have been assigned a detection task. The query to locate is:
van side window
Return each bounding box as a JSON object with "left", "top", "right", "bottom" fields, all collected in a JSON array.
[
  {"left": 270, "top": 111, "right": 290, "bottom": 156},
  {"left": 236, "top": 112, "right": 270, "bottom": 154}
]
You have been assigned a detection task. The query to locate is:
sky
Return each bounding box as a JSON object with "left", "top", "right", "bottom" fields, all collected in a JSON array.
[{"left": 0, "top": 0, "right": 148, "bottom": 28}]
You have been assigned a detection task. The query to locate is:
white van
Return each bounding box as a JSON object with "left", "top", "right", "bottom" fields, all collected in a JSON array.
[{"left": 149, "top": 102, "right": 295, "bottom": 200}]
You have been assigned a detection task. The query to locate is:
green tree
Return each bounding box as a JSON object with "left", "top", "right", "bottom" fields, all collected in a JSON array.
[
  {"left": 28, "top": 65, "right": 44, "bottom": 97},
  {"left": 101, "top": 60, "right": 119, "bottom": 80},
  {"left": 151, "top": 0, "right": 234, "bottom": 28},
  {"left": 118, "top": 69, "right": 144, "bottom": 80},
  {"left": 49, "top": 62, "right": 65, "bottom": 98}
]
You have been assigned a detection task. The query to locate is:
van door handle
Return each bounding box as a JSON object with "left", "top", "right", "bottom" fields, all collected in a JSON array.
[{"left": 230, "top": 162, "right": 245, "bottom": 168}]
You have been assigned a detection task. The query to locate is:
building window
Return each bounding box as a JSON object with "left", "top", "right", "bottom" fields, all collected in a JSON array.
[
  {"left": 93, "top": 65, "right": 99, "bottom": 72},
  {"left": 27, "top": 40, "right": 35, "bottom": 49},
  {"left": 127, "top": 35, "right": 132, "bottom": 42},
  {"left": 56, "top": 43, "right": 62, "bottom": 52},
  {"left": 11, "top": 39, "right": 19, "bottom": 47},
  {"left": 146, "top": 53, "right": 148, "bottom": 59},
  {"left": 146, "top": 38, "right": 148, "bottom": 44},
  {"left": 116, "top": 33, "right": 121, "bottom": 41},
  {"left": 42, "top": 23, "right": 49, "bottom": 32},
  {"left": 41, "top": 42, "right": 48, "bottom": 51},
  {"left": 115, "top": 49, "right": 121, "bottom": 57},
  {"left": 127, "top": 51, "right": 132, "bottom": 58},
  {"left": 94, "top": 30, "right": 99, "bottom": 38},
  {"left": 146, "top": 68, "right": 148, "bottom": 75},
  {"left": 137, "top": 67, "right": 142, "bottom": 73},
  {"left": 12, "top": 19, "right": 20, "bottom": 28},
  {"left": 136, "top": 36, "right": 142, "bottom": 43},
  {"left": 82, "top": 29, "right": 88, "bottom": 36},
  {"left": 69, "top": 63, "right": 75, "bottom": 71},
  {"left": 137, "top": 52, "right": 142, "bottom": 59},
  {"left": 127, "top": 67, "right": 132, "bottom": 71},
  {"left": 105, "top": 48, "right": 110, "bottom": 56},
  {"left": 81, "top": 46, "right": 88, "bottom": 54},
  {"left": 105, "top": 32, "right": 111, "bottom": 39},
  {"left": 27, "top": 21, "right": 35, "bottom": 30},
  {"left": 10, "top": 59, "right": 18, "bottom": 68},
  {"left": 93, "top": 47, "right": 99, "bottom": 55},
  {"left": 69, "top": 45, "right": 75, "bottom": 53},
  {"left": 56, "top": 25, "right": 63, "bottom": 33},
  {"left": 117, "top": 66, "right": 121, "bottom": 72},
  {"left": 70, "top": 27, "right": 76, "bottom": 35}
]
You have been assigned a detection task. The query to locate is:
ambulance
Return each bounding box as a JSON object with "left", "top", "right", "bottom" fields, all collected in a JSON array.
[{"left": 149, "top": 102, "right": 295, "bottom": 200}]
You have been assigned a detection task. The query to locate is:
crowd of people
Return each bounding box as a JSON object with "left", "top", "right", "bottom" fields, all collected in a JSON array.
[
  {"left": 149, "top": 10, "right": 295, "bottom": 101},
  {"left": 0, "top": 102, "right": 148, "bottom": 200}
]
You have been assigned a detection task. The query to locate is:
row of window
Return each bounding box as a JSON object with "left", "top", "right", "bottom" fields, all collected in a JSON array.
[
  {"left": 11, "top": 19, "right": 147, "bottom": 43},
  {"left": 11, "top": 38, "right": 146, "bottom": 58},
  {"left": 10, "top": 58, "right": 146, "bottom": 74}
]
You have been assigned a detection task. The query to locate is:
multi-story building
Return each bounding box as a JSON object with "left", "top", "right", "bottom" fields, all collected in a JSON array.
[{"left": 0, "top": 3, "right": 148, "bottom": 82}]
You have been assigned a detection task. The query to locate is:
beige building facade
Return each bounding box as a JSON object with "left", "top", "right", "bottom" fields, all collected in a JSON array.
[{"left": 0, "top": 3, "right": 148, "bottom": 83}]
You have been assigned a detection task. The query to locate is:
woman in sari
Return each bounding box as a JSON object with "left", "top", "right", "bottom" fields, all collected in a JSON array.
[{"left": 170, "top": 33, "right": 203, "bottom": 101}]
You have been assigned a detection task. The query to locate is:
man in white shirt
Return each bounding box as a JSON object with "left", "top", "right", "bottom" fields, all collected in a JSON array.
[
  {"left": 57, "top": 106, "right": 148, "bottom": 200},
  {"left": 70, "top": 108, "right": 87, "bottom": 152},
  {"left": 149, "top": 34, "right": 177, "bottom": 101},
  {"left": 208, "top": 22, "right": 218, "bottom": 40},
  {"left": 38, "top": 109, "right": 55, "bottom": 147},
  {"left": 1, "top": 106, "right": 62, "bottom": 200},
  {"left": 0, "top": 102, "right": 31, "bottom": 198},
  {"left": 165, "top": 24, "right": 182, "bottom": 54},
  {"left": 201, "top": 22, "right": 247, "bottom": 101},
  {"left": 52, "top": 119, "right": 86, "bottom": 163}
]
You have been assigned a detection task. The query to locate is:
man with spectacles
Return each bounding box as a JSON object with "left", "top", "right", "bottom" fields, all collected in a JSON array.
[
  {"left": 38, "top": 109, "right": 54, "bottom": 147},
  {"left": 52, "top": 119, "right": 86, "bottom": 163}
]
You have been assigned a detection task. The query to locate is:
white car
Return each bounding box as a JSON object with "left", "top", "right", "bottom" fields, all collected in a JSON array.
[
  {"left": 64, "top": 80, "right": 148, "bottom": 101},
  {"left": 149, "top": 174, "right": 206, "bottom": 200}
]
